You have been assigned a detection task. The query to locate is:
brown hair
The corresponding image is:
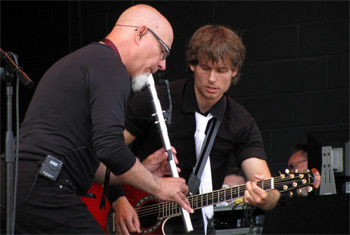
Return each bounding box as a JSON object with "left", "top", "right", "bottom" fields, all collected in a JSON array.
[{"left": 186, "top": 25, "right": 246, "bottom": 84}]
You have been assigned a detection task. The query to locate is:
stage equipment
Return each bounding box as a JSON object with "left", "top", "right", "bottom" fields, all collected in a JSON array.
[
  {"left": 308, "top": 130, "right": 349, "bottom": 196},
  {"left": 146, "top": 73, "right": 193, "bottom": 233},
  {"left": 1, "top": 48, "right": 33, "bottom": 234}
]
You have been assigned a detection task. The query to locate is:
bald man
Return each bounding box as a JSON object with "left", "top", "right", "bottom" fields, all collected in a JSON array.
[{"left": 0, "top": 4, "right": 192, "bottom": 234}]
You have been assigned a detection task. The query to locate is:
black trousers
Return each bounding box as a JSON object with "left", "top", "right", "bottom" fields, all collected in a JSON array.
[{"left": 1, "top": 158, "right": 105, "bottom": 234}]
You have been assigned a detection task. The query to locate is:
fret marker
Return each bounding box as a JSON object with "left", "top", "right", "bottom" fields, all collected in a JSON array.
[{"left": 271, "top": 177, "right": 274, "bottom": 189}]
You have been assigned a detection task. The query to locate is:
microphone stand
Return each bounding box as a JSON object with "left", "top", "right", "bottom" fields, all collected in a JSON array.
[
  {"left": 146, "top": 74, "right": 193, "bottom": 233},
  {"left": 0, "top": 49, "right": 33, "bottom": 234}
]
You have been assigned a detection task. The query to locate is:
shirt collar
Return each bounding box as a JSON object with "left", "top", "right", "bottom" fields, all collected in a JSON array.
[
  {"left": 182, "top": 79, "right": 226, "bottom": 122},
  {"left": 102, "top": 38, "right": 121, "bottom": 59}
]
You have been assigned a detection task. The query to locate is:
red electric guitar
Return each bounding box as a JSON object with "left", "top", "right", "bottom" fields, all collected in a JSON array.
[{"left": 106, "top": 168, "right": 321, "bottom": 234}]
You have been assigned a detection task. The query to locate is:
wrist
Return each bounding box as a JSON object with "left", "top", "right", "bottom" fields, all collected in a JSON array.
[
  {"left": 112, "top": 196, "right": 128, "bottom": 210},
  {"left": 264, "top": 190, "right": 281, "bottom": 210}
]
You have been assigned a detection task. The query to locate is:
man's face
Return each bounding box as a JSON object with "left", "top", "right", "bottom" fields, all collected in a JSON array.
[
  {"left": 288, "top": 150, "right": 308, "bottom": 173},
  {"left": 130, "top": 27, "right": 172, "bottom": 78},
  {"left": 190, "top": 61, "right": 237, "bottom": 105}
]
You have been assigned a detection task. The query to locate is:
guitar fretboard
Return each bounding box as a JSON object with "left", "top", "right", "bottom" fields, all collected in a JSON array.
[
  {"left": 158, "top": 178, "right": 274, "bottom": 218},
  {"left": 132, "top": 169, "right": 318, "bottom": 235}
]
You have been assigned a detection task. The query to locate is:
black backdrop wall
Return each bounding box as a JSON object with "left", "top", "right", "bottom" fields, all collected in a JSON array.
[{"left": 0, "top": 1, "right": 349, "bottom": 175}]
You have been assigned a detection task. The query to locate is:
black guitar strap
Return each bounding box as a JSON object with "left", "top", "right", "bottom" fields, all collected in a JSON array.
[{"left": 187, "top": 117, "right": 221, "bottom": 196}]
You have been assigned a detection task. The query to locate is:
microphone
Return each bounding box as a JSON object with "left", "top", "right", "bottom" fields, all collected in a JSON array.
[
  {"left": 146, "top": 74, "right": 193, "bottom": 232},
  {"left": 0, "top": 48, "right": 33, "bottom": 88}
]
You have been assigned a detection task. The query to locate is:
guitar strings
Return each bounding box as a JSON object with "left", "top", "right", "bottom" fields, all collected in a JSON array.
[
  {"left": 135, "top": 174, "right": 313, "bottom": 218},
  {"left": 136, "top": 176, "right": 310, "bottom": 218}
]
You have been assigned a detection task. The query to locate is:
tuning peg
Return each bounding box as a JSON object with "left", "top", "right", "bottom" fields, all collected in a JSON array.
[
  {"left": 289, "top": 191, "right": 293, "bottom": 198},
  {"left": 295, "top": 169, "right": 299, "bottom": 173},
  {"left": 307, "top": 186, "right": 313, "bottom": 193},
  {"left": 285, "top": 169, "right": 290, "bottom": 174},
  {"left": 297, "top": 188, "right": 302, "bottom": 195}
]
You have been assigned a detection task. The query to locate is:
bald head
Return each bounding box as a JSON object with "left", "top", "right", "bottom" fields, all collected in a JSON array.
[
  {"left": 106, "top": 4, "right": 173, "bottom": 77},
  {"left": 117, "top": 4, "right": 172, "bottom": 33},
  {"left": 112, "top": 4, "right": 173, "bottom": 46}
]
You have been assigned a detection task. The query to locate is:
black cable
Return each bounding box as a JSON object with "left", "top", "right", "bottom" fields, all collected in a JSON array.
[
  {"left": 12, "top": 52, "right": 20, "bottom": 234},
  {"left": 155, "top": 73, "right": 172, "bottom": 125}
]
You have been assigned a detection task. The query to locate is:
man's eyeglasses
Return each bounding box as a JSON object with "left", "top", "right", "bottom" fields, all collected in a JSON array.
[
  {"left": 289, "top": 159, "right": 307, "bottom": 170},
  {"left": 115, "top": 24, "right": 171, "bottom": 60}
]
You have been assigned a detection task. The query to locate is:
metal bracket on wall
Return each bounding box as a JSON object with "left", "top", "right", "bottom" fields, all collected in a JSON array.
[{"left": 320, "top": 146, "right": 337, "bottom": 195}]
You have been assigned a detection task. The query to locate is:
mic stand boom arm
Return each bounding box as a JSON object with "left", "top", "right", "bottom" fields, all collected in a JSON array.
[{"left": 146, "top": 74, "right": 193, "bottom": 233}]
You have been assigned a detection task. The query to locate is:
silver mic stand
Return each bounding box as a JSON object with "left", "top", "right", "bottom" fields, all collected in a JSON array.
[{"left": 146, "top": 73, "right": 193, "bottom": 233}]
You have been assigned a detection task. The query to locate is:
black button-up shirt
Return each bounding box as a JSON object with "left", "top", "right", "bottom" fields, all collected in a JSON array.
[{"left": 126, "top": 78, "right": 266, "bottom": 191}]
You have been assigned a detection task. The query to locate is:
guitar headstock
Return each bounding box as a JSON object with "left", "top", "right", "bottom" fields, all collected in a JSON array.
[{"left": 275, "top": 168, "right": 320, "bottom": 197}]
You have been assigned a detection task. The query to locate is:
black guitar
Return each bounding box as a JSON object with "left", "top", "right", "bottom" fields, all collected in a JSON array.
[{"left": 107, "top": 168, "right": 321, "bottom": 234}]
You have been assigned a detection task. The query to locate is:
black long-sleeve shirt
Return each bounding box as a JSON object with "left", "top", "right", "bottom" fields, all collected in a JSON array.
[{"left": 18, "top": 42, "right": 136, "bottom": 195}]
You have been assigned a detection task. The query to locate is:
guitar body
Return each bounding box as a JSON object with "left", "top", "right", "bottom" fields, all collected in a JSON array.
[
  {"left": 121, "top": 184, "right": 166, "bottom": 234},
  {"left": 80, "top": 184, "right": 110, "bottom": 234}
]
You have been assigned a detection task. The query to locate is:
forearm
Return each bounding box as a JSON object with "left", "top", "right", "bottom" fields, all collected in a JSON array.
[
  {"left": 117, "top": 158, "right": 161, "bottom": 196},
  {"left": 94, "top": 162, "right": 123, "bottom": 185},
  {"left": 242, "top": 157, "right": 280, "bottom": 210}
]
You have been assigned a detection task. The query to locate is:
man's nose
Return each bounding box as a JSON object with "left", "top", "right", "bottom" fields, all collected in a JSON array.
[
  {"left": 208, "top": 70, "right": 217, "bottom": 83},
  {"left": 158, "top": 59, "right": 166, "bottom": 71}
]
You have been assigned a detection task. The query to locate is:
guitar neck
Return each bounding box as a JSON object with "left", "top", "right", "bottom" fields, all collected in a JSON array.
[
  {"left": 155, "top": 170, "right": 317, "bottom": 219},
  {"left": 158, "top": 178, "right": 273, "bottom": 218},
  {"left": 190, "top": 178, "right": 272, "bottom": 210}
]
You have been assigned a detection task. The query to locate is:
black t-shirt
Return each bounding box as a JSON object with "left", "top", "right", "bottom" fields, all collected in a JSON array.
[{"left": 18, "top": 42, "right": 136, "bottom": 195}]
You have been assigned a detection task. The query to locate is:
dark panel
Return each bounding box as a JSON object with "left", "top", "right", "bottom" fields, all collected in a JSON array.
[
  {"left": 260, "top": 129, "right": 272, "bottom": 163},
  {"left": 271, "top": 127, "right": 309, "bottom": 163},
  {"left": 328, "top": 54, "right": 349, "bottom": 89},
  {"left": 263, "top": 194, "right": 350, "bottom": 234},
  {"left": 299, "top": 21, "right": 349, "bottom": 56},
  {"left": 214, "top": 1, "right": 269, "bottom": 29},
  {"left": 270, "top": 1, "right": 325, "bottom": 25},
  {"left": 183, "top": 1, "right": 215, "bottom": 34},
  {"left": 243, "top": 94, "right": 299, "bottom": 129},
  {"left": 228, "top": 61, "right": 271, "bottom": 98},
  {"left": 300, "top": 89, "right": 349, "bottom": 125},
  {"left": 159, "top": 2, "right": 192, "bottom": 81},
  {"left": 243, "top": 26, "right": 298, "bottom": 62},
  {"left": 326, "top": 1, "right": 349, "bottom": 20},
  {"left": 271, "top": 57, "right": 327, "bottom": 94}
]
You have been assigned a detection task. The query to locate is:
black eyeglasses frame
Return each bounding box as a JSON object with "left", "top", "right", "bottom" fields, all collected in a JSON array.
[{"left": 115, "top": 24, "right": 171, "bottom": 59}]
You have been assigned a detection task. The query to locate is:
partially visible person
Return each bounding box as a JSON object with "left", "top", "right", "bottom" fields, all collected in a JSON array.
[
  {"left": 0, "top": 4, "right": 192, "bottom": 234},
  {"left": 216, "top": 167, "right": 246, "bottom": 207},
  {"left": 106, "top": 24, "right": 281, "bottom": 235},
  {"left": 288, "top": 144, "right": 308, "bottom": 173},
  {"left": 288, "top": 144, "right": 309, "bottom": 196},
  {"left": 222, "top": 167, "right": 246, "bottom": 188}
]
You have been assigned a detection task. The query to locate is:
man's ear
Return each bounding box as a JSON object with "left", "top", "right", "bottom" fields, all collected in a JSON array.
[
  {"left": 135, "top": 25, "right": 147, "bottom": 43},
  {"left": 231, "top": 69, "right": 238, "bottom": 77},
  {"left": 189, "top": 64, "right": 195, "bottom": 72}
]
